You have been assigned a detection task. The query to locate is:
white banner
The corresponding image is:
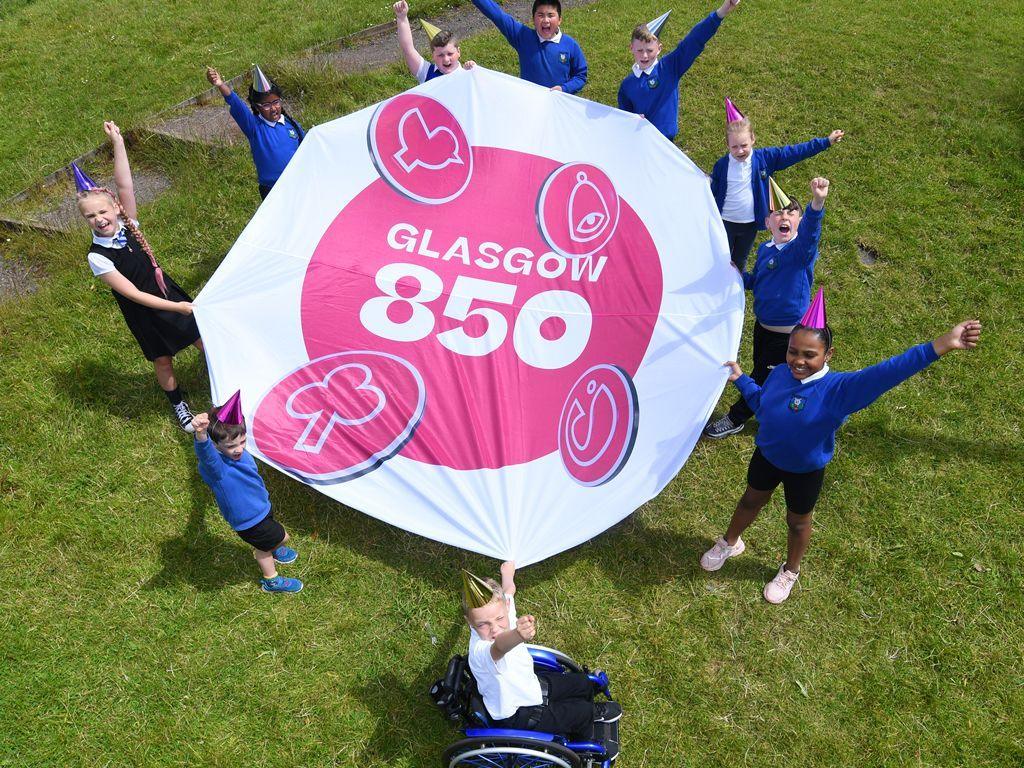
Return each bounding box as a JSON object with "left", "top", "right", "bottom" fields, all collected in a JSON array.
[{"left": 195, "top": 66, "right": 743, "bottom": 565}]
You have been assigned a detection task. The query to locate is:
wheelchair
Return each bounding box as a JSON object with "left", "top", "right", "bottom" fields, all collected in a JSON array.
[{"left": 430, "top": 644, "right": 621, "bottom": 768}]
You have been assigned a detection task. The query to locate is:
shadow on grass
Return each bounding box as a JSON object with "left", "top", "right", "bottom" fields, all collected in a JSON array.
[
  {"left": 351, "top": 619, "right": 464, "bottom": 764},
  {"left": 143, "top": 462, "right": 254, "bottom": 592},
  {"left": 53, "top": 353, "right": 208, "bottom": 421}
]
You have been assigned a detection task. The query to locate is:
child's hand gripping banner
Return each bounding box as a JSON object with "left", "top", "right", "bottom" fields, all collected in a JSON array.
[{"left": 195, "top": 67, "right": 743, "bottom": 565}]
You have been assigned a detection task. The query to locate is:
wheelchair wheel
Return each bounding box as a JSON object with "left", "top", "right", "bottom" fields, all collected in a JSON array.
[{"left": 443, "top": 736, "right": 582, "bottom": 768}]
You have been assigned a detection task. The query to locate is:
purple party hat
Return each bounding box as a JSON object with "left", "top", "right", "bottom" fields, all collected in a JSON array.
[{"left": 799, "top": 288, "right": 827, "bottom": 329}]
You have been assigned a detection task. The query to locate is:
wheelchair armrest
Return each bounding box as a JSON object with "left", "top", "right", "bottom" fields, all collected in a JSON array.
[
  {"left": 526, "top": 644, "right": 582, "bottom": 673},
  {"left": 465, "top": 728, "right": 558, "bottom": 742}
]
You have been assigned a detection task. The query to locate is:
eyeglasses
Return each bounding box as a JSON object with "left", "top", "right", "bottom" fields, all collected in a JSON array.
[{"left": 257, "top": 99, "right": 282, "bottom": 110}]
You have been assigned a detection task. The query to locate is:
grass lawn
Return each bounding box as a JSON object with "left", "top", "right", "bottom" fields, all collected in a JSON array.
[{"left": 1, "top": 0, "right": 1023, "bottom": 765}]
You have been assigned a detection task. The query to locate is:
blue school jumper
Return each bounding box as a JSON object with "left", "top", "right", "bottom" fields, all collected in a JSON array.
[
  {"left": 742, "top": 205, "right": 824, "bottom": 327},
  {"left": 710, "top": 139, "right": 831, "bottom": 229},
  {"left": 224, "top": 91, "right": 305, "bottom": 187},
  {"left": 471, "top": 0, "right": 588, "bottom": 93},
  {"left": 734, "top": 342, "right": 940, "bottom": 472},
  {"left": 616, "top": 12, "right": 722, "bottom": 140},
  {"left": 195, "top": 438, "right": 271, "bottom": 531}
]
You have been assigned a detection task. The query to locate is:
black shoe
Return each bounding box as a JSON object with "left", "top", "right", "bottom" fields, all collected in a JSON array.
[
  {"left": 594, "top": 701, "right": 622, "bottom": 723},
  {"left": 703, "top": 414, "right": 744, "bottom": 439},
  {"left": 173, "top": 400, "right": 196, "bottom": 432}
]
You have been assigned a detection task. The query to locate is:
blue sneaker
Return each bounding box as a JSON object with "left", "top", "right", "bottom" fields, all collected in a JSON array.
[
  {"left": 272, "top": 545, "right": 298, "bottom": 565},
  {"left": 261, "top": 575, "right": 303, "bottom": 593}
]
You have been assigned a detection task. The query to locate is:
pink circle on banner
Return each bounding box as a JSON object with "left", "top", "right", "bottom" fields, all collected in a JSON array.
[
  {"left": 557, "top": 365, "right": 639, "bottom": 486},
  {"left": 297, "top": 146, "right": 662, "bottom": 471},
  {"left": 251, "top": 351, "right": 425, "bottom": 483},
  {"left": 537, "top": 162, "right": 620, "bottom": 258},
  {"left": 368, "top": 94, "right": 473, "bottom": 204}
]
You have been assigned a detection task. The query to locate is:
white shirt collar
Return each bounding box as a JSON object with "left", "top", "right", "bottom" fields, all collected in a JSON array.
[
  {"left": 728, "top": 153, "right": 752, "bottom": 166},
  {"left": 770, "top": 238, "right": 791, "bottom": 250},
  {"left": 632, "top": 60, "right": 659, "bottom": 77},
  {"left": 799, "top": 364, "right": 830, "bottom": 385},
  {"left": 537, "top": 29, "right": 563, "bottom": 43},
  {"left": 92, "top": 223, "right": 126, "bottom": 248},
  {"left": 259, "top": 114, "right": 286, "bottom": 127}
]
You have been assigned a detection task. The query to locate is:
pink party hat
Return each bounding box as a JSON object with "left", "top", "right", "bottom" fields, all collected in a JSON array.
[
  {"left": 216, "top": 390, "right": 244, "bottom": 425},
  {"left": 725, "top": 97, "right": 745, "bottom": 124},
  {"left": 252, "top": 65, "right": 273, "bottom": 94},
  {"left": 71, "top": 162, "right": 98, "bottom": 193},
  {"left": 799, "top": 288, "right": 827, "bottom": 328}
]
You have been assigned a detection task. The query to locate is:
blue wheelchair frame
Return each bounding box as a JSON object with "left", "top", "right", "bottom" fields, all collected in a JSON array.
[{"left": 440, "top": 644, "right": 619, "bottom": 768}]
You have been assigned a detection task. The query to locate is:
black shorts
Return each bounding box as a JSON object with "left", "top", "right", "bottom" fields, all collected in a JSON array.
[
  {"left": 236, "top": 512, "right": 286, "bottom": 551},
  {"left": 746, "top": 448, "right": 825, "bottom": 515}
]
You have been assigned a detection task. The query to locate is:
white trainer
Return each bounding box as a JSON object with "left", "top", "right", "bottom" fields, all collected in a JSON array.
[
  {"left": 699, "top": 536, "right": 746, "bottom": 572},
  {"left": 764, "top": 564, "right": 799, "bottom": 604}
]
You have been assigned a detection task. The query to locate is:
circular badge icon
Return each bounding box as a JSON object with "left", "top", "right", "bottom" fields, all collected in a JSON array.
[
  {"left": 537, "top": 162, "right": 621, "bottom": 258},
  {"left": 251, "top": 351, "right": 425, "bottom": 483},
  {"left": 368, "top": 94, "right": 473, "bottom": 204},
  {"left": 557, "top": 364, "right": 639, "bottom": 486}
]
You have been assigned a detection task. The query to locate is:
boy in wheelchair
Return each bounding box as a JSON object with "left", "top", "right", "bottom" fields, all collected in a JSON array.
[{"left": 460, "top": 562, "right": 621, "bottom": 738}]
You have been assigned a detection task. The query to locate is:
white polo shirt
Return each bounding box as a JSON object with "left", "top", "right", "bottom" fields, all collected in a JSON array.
[
  {"left": 721, "top": 154, "right": 755, "bottom": 224},
  {"left": 467, "top": 596, "right": 543, "bottom": 720}
]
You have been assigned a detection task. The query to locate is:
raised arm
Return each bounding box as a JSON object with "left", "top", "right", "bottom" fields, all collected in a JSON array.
[
  {"left": 207, "top": 67, "right": 257, "bottom": 138},
  {"left": 490, "top": 613, "right": 535, "bottom": 662},
  {"left": 471, "top": 0, "right": 525, "bottom": 45},
  {"left": 99, "top": 269, "right": 194, "bottom": 314},
  {"left": 760, "top": 135, "right": 835, "bottom": 175},
  {"left": 205, "top": 66, "right": 233, "bottom": 98},
  {"left": 394, "top": 1, "right": 426, "bottom": 77},
  {"left": 104, "top": 122, "right": 137, "bottom": 221},
  {"left": 727, "top": 361, "right": 764, "bottom": 412}
]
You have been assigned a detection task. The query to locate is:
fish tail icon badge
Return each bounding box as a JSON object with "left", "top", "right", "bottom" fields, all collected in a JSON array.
[{"left": 567, "top": 171, "right": 610, "bottom": 244}]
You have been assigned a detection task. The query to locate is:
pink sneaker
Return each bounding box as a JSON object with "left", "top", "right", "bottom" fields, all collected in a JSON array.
[
  {"left": 700, "top": 537, "right": 745, "bottom": 572},
  {"left": 763, "top": 564, "right": 799, "bottom": 604}
]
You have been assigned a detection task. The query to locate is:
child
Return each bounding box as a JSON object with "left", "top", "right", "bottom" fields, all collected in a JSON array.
[
  {"left": 470, "top": 0, "right": 587, "bottom": 93},
  {"left": 701, "top": 291, "right": 981, "bottom": 603},
  {"left": 617, "top": 0, "right": 741, "bottom": 142},
  {"left": 705, "top": 176, "right": 829, "bottom": 439},
  {"left": 463, "top": 563, "right": 619, "bottom": 737},
  {"left": 78, "top": 121, "right": 201, "bottom": 432},
  {"left": 191, "top": 391, "right": 303, "bottom": 593},
  {"left": 710, "top": 101, "right": 844, "bottom": 269},
  {"left": 393, "top": 1, "right": 475, "bottom": 82},
  {"left": 205, "top": 65, "right": 305, "bottom": 199}
]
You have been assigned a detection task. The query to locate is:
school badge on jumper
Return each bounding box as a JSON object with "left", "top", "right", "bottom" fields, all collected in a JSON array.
[
  {"left": 788, "top": 396, "right": 805, "bottom": 412},
  {"left": 767, "top": 257, "right": 776, "bottom": 270},
  {"left": 647, "top": 78, "right": 658, "bottom": 89},
  {"left": 289, "top": 128, "right": 298, "bottom": 139},
  {"left": 559, "top": 53, "right": 567, "bottom": 63},
  {"left": 760, "top": 169, "right": 768, "bottom": 179}
]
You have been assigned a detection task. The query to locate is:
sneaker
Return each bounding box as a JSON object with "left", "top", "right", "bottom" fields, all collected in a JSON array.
[
  {"left": 173, "top": 400, "right": 195, "bottom": 433},
  {"left": 703, "top": 414, "right": 744, "bottom": 439},
  {"left": 700, "top": 537, "right": 746, "bottom": 572},
  {"left": 261, "top": 575, "right": 304, "bottom": 593},
  {"left": 763, "top": 564, "right": 799, "bottom": 604},
  {"left": 594, "top": 701, "right": 622, "bottom": 723},
  {"left": 272, "top": 545, "right": 298, "bottom": 565}
]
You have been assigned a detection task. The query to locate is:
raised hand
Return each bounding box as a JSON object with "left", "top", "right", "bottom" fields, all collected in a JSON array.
[
  {"left": 810, "top": 177, "right": 830, "bottom": 201},
  {"left": 717, "top": 0, "right": 741, "bottom": 17},
  {"left": 516, "top": 614, "right": 536, "bottom": 642},
  {"left": 933, "top": 320, "right": 982, "bottom": 356},
  {"left": 828, "top": 129, "right": 845, "bottom": 145},
  {"left": 103, "top": 121, "right": 123, "bottom": 144},
  {"left": 206, "top": 67, "right": 223, "bottom": 86},
  {"left": 500, "top": 560, "right": 517, "bottom": 596},
  {"left": 393, "top": 0, "right": 409, "bottom": 18},
  {"left": 191, "top": 412, "right": 210, "bottom": 437}
]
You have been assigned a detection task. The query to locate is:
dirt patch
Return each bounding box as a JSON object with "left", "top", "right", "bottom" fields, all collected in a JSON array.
[
  {"left": 0, "top": 253, "right": 41, "bottom": 303},
  {"left": 856, "top": 239, "right": 881, "bottom": 266},
  {"left": 147, "top": 105, "right": 244, "bottom": 147}
]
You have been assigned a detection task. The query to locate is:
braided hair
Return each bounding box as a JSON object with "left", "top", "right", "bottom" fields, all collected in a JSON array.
[
  {"left": 78, "top": 187, "right": 169, "bottom": 297},
  {"left": 791, "top": 323, "right": 834, "bottom": 350}
]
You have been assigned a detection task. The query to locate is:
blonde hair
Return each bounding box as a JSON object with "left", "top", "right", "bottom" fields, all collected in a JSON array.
[
  {"left": 461, "top": 576, "right": 504, "bottom": 616},
  {"left": 78, "top": 188, "right": 168, "bottom": 297},
  {"left": 631, "top": 24, "right": 658, "bottom": 43},
  {"left": 726, "top": 116, "right": 754, "bottom": 136}
]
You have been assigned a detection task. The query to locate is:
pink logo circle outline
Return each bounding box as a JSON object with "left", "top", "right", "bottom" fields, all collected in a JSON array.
[
  {"left": 536, "top": 162, "right": 621, "bottom": 259},
  {"left": 557, "top": 363, "right": 639, "bottom": 487},
  {"left": 368, "top": 94, "right": 474, "bottom": 205},
  {"left": 251, "top": 350, "right": 426, "bottom": 485}
]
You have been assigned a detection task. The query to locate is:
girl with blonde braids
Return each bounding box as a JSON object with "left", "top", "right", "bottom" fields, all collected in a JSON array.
[{"left": 78, "top": 121, "right": 203, "bottom": 432}]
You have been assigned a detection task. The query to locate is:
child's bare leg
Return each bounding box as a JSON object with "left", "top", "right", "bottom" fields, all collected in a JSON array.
[
  {"left": 153, "top": 355, "right": 177, "bottom": 391},
  {"left": 193, "top": 338, "right": 205, "bottom": 353},
  {"left": 500, "top": 560, "right": 516, "bottom": 596},
  {"left": 724, "top": 486, "right": 772, "bottom": 545},
  {"left": 253, "top": 548, "right": 278, "bottom": 579},
  {"left": 784, "top": 510, "right": 813, "bottom": 573}
]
